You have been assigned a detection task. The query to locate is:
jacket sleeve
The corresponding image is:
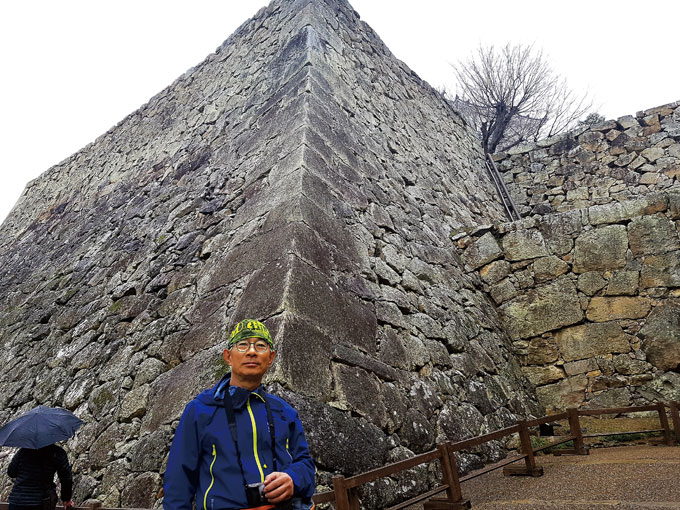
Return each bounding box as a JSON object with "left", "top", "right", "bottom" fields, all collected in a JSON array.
[
  {"left": 163, "top": 401, "right": 201, "bottom": 510},
  {"left": 7, "top": 449, "right": 23, "bottom": 478},
  {"left": 54, "top": 447, "right": 73, "bottom": 501},
  {"left": 283, "top": 411, "right": 316, "bottom": 498}
]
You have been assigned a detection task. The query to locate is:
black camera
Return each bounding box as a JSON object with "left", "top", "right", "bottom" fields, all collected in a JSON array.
[
  {"left": 245, "top": 482, "right": 267, "bottom": 507},
  {"left": 245, "top": 482, "right": 294, "bottom": 509}
]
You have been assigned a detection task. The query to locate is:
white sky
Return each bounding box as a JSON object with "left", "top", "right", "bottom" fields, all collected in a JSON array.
[{"left": 1, "top": 1, "right": 678, "bottom": 225}]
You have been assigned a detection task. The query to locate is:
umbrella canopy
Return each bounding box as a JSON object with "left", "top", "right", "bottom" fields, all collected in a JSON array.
[{"left": 0, "top": 405, "right": 83, "bottom": 449}]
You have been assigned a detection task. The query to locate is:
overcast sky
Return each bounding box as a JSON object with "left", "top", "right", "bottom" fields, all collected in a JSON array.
[{"left": 1, "top": 1, "right": 678, "bottom": 224}]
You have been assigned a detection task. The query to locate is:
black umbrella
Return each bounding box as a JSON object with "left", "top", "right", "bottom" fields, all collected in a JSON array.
[{"left": 0, "top": 406, "right": 83, "bottom": 449}]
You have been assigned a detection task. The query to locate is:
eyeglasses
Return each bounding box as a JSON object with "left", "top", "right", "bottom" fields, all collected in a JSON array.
[{"left": 232, "top": 340, "right": 270, "bottom": 353}]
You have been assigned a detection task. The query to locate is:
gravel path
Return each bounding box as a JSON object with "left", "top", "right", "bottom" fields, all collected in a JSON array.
[{"left": 459, "top": 445, "right": 680, "bottom": 509}]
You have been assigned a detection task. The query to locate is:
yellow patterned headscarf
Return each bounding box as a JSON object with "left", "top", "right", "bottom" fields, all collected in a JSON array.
[{"left": 228, "top": 319, "right": 274, "bottom": 349}]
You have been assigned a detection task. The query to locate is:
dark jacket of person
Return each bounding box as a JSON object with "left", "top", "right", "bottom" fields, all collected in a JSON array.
[
  {"left": 7, "top": 445, "right": 73, "bottom": 506},
  {"left": 164, "top": 375, "right": 316, "bottom": 510}
]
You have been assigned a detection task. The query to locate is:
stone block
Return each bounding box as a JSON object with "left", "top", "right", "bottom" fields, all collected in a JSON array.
[
  {"left": 63, "top": 376, "right": 96, "bottom": 411},
  {"left": 203, "top": 222, "right": 331, "bottom": 292},
  {"left": 586, "top": 296, "right": 651, "bottom": 322},
  {"left": 639, "top": 302, "right": 680, "bottom": 371},
  {"left": 555, "top": 321, "right": 632, "bottom": 361},
  {"left": 463, "top": 232, "right": 502, "bottom": 270},
  {"left": 613, "top": 354, "right": 650, "bottom": 375},
  {"left": 577, "top": 131, "right": 605, "bottom": 151},
  {"left": 500, "top": 277, "right": 583, "bottom": 339},
  {"left": 267, "top": 313, "right": 333, "bottom": 398},
  {"left": 400, "top": 407, "right": 435, "bottom": 451},
  {"left": 527, "top": 337, "right": 559, "bottom": 364},
  {"left": 490, "top": 278, "right": 518, "bottom": 304},
  {"left": 532, "top": 255, "right": 569, "bottom": 283},
  {"left": 641, "top": 147, "right": 665, "bottom": 162},
  {"left": 129, "top": 430, "right": 172, "bottom": 472},
  {"left": 277, "top": 388, "right": 389, "bottom": 475},
  {"left": 378, "top": 328, "right": 429, "bottom": 371},
  {"left": 586, "top": 388, "right": 631, "bottom": 409},
  {"left": 617, "top": 115, "right": 639, "bottom": 130},
  {"left": 121, "top": 473, "right": 163, "bottom": 509},
  {"left": 332, "top": 363, "right": 388, "bottom": 428},
  {"left": 535, "top": 374, "right": 587, "bottom": 411},
  {"left": 573, "top": 225, "right": 628, "bottom": 273},
  {"left": 577, "top": 272, "right": 607, "bottom": 296},
  {"left": 605, "top": 271, "right": 639, "bottom": 296},
  {"left": 333, "top": 343, "right": 401, "bottom": 383},
  {"left": 628, "top": 215, "right": 680, "bottom": 255},
  {"left": 437, "top": 401, "right": 484, "bottom": 443},
  {"left": 588, "top": 194, "right": 668, "bottom": 225},
  {"left": 502, "top": 229, "right": 548, "bottom": 261},
  {"left": 639, "top": 173, "right": 660, "bottom": 185},
  {"left": 480, "top": 259, "right": 511, "bottom": 285},
  {"left": 640, "top": 252, "right": 680, "bottom": 288},
  {"left": 233, "top": 256, "right": 376, "bottom": 353},
  {"left": 263, "top": 194, "right": 360, "bottom": 265},
  {"left": 590, "top": 375, "right": 628, "bottom": 392},
  {"left": 563, "top": 358, "right": 598, "bottom": 376},
  {"left": 120, "top": 385, "right": 150, "bottom": 421},
  {"left": 142, "top": 348, "right": 222, "bottom": 434},
  {"left": 641, "top": 372, "right": 680, "bottom": 402},
  {"left": 670, "top": 194, "right": 680, "bottom": 219},
  {"left": 521, "top": 365, "right": 565, "bottom": 386}
]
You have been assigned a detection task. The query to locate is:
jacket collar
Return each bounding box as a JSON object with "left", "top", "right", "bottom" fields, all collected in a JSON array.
[{"left": 213, "top": 374, "right": 266, "bottom": 410}]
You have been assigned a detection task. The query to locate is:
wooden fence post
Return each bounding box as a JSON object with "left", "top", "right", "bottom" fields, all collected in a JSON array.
[
  {"left": 424, "top": 443, "right": 471, "bottom": 510},
  {"left": 670, "top": 401, "right": 680, "bottom": 445},
  {"left": 656, "top": 402, "right": 674, "bottom": 446},
  {"left": 503, "top": 420, "right": 543, "bottom": 476},
  {"left": 554, "top": 408, "right": 589, "bottom": 456},
  {"left": 333, "top": 475, "right": 351, "bottom": 510}
]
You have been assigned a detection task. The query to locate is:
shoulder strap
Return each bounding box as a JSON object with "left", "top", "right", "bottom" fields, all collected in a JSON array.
[
  {"left": 223, "top": 389, "right": 280, "bottom": 484},
  {"left": 222, "top": 391, "right": 249, "bottom": 487}
]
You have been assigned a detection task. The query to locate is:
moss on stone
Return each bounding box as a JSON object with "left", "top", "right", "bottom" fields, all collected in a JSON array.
[
  {"left": 108, "top": 300, "right": 122, "bottom": 313},
  {"left": 212, "top": 356, "right": 230, "bottom": 380},
  {"left": 92, "top": 387, "right": 115, "bottom": 410}
]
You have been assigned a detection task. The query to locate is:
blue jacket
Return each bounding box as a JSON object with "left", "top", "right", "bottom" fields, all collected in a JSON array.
[{"left": 163, "top": 375, "right": 316, "bottom": 510}]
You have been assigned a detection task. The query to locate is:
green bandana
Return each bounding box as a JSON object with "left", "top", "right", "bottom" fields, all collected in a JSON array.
[{"left": 228, "top": 319, "right": 274, "bottom": 349}]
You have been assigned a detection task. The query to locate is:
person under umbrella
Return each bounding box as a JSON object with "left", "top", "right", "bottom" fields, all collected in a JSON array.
[{"left": 1, "top": 406, "right": 81, "bottom": 510}]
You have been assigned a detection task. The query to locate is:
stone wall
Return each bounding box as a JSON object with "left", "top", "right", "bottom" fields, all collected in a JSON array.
[
  {"left": 456, "top": 192, "right": 680, "bottom": 411},
  {"left": 493, "top": 102, "right": 680, "bottom": 217},
  {"left": 0, "top": 0, "right": 539, "bottom": 507}
]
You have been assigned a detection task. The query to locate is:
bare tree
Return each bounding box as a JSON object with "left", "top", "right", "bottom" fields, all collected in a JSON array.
[{"left": 452, "top": 44, "right": 592, "bottom": 154}]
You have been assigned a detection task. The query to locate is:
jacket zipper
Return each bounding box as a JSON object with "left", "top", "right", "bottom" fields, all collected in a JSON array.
[
  {"left": 203, "top": 444, "right": 217, "bottom": 510},
  {"left": 247, "top": 396, "right": 265, "bottom": 482}
]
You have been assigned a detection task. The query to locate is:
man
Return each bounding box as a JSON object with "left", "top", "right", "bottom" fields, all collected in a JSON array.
[{"left": 164, "top": 319, "right": 316, "bottom": 510}]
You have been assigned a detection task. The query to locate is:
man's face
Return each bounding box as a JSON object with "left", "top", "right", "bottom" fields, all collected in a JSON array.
[{"left": 223, "top": 337, "right": 276, "bottom": 385}]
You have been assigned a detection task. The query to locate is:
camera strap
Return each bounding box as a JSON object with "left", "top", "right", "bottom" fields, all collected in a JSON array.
[{"left": 222, "top": 387, "right": 278, "bottom": 488}]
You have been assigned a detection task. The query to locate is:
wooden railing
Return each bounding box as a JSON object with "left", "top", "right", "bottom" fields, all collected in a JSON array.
[
  {"left": 313, "top": 401, "right": 680, "bottom": 510},
  {"left": 2, "top": 402, "right": 678, "bottom": 510}
]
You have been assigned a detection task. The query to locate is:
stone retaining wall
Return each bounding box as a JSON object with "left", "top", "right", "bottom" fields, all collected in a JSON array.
[
  {"left": 493, "top": 102, "right": 680, "bottom": 217},
  {"left": 0, "top": 0, "right": 538, "bottom": 507},
  {"left": 456, "top": 192, "right": 680, "bottom": 411}
]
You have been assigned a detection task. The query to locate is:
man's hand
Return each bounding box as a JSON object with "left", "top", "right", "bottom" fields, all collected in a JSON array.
[
  {"left": 62, "top": 500, "right": 74, "bottom": 510},
  {"left": 263, "top": 471, "right": 294, "bottom": 503}
]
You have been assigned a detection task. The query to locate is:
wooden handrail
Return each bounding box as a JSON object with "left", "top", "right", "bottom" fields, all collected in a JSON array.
[
  {"left": 448, "top": 424, "right": 520, "bottom": 452},
  {"left": 525, "top": 411, "right": 569, "bottom": 428},
  {"left": 342, "top": 448, "right": 442, "bottom": 489}
]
